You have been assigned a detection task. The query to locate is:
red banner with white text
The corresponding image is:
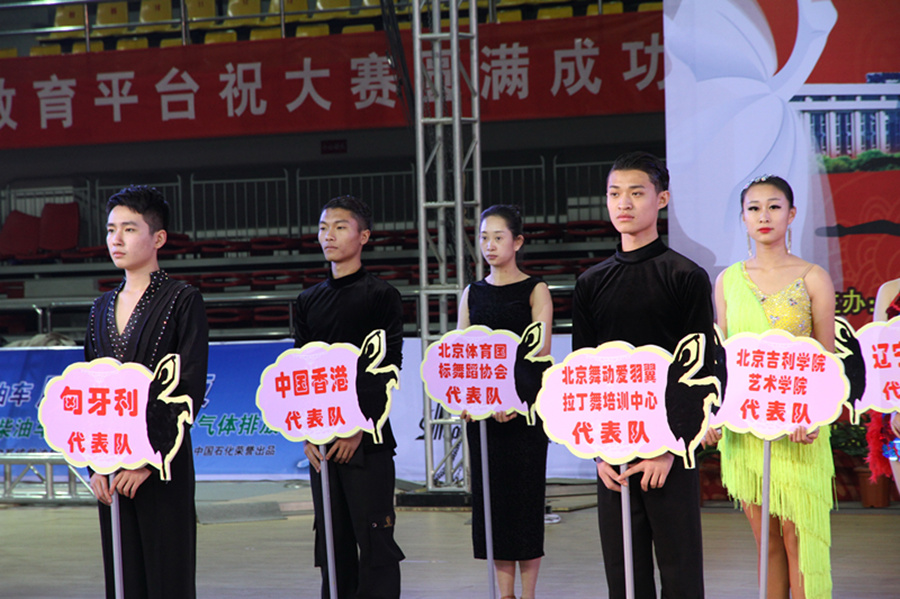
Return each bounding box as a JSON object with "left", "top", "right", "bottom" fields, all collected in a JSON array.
[{"left": 0, "top": 14, "right": 663, "bottom": 150}]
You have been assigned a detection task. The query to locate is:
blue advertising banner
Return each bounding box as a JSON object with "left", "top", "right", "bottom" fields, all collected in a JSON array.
[
  {"left": 189, "top": 340, "right": 304, "bottom": 480},
  {"left": 1, "top": 337, "right": 595, "bottom": 482},
  {"left": 0, "top": 341, "right": 308, "bottom": 480}
]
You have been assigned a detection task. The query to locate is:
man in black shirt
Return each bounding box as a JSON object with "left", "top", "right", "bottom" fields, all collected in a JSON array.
[
  {"left": 572, "top": 153, "right": 714, "bottom": 599},
  {"left": 87, "top": 186, "right": 208, "bottom": 599},
  {"left": 295, "top": 196, "right": 404, "bottom": 599}
]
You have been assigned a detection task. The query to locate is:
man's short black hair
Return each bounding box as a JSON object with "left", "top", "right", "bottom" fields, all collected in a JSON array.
[
  {"left": 107, "top": 185, "right": 169, "bottom": 233},
  {"left": 609, "top": 151, "right": 669, "bottom": 193},
  {"left": 321, "top": 195, "right": 373, "bottom": 232}
]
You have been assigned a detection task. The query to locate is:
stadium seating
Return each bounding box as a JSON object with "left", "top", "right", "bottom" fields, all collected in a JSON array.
[
  {"left": 199, "top": 272, "right": 251, "bottom": 292},
  {"left": 205, "top": 30, "right": 239, "bottom": 43},
  {"left": 311, "top": 0, "right": 353, "bottom": 21},
  {"left": 116, "top": 37, "right": 150, "bottom": 50},
  {"left": 357, "top": 0, "right": 382, "bottom": 18},
  {"left": 249, "top": 270, "right": 302, "bottom": 291},
  {"left": 0, "top": 211, "right": 41, "bottom": 260},
  {"left": 250, "top": 27, "right": 282, "bottom": 40},
  {"left": 159, "top": 232, "right": 196, "bottom": 257},
  {"left": 30, "top": 45, "right": 62, "bottom": 56},
  {"left": 497, "top": 9, "right": 522, "bottom": 22},
  {"left": 46, "top": 4, "right": 86, "bottom": 39},
  {"left": 136, "top": 0, "right": 180, "bottom": 33},
  {"left": 296, "top": 23, "right": 331, "bottom": 36},
  {"left": 184, "top": 0, "right": 219, "bottom": 29},
  {"left": 537, "top": 6, "right": 573, "bottom": 19},
  {"left": 159, "top": 37, "right": 185, "bottom": 47},
  {"left": 253, "top": 305, "right": 291, "bottom": 325},
  {"left": 220, "top": 0, "right": 263, "bottom": 28},
  {"left": 92, "top": 2, "right": 130, "bottom": 37},
  {"left": 261, "top": 0, "right": 310, "bottom": 25},
  {"left": 37, "top": 202, "right": 80, "bottom": 255},
  {"left": 342, "top": 23, "right": 376, "bottom": 33}
]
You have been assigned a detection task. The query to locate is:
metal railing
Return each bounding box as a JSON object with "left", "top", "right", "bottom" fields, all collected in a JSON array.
[
  {"left": 296, "top": 167, "right": 417, "bottom": 234},
  {"left": 0, "top": 183, "right": 93, "bottom": 247},
  {"left": 553, "top": 157, "right": 613, "bottom": 222},
  {"left": 189, "top": 171, "right": 290, "bottom": 240},
  {"left": 483, "top": 158, "right": 549, "bottom": 222},
  {"left": 2, "top": 158, "right": 617, "bottom": 249},
  {"left": 0, "top": 452, "right": 93, "bottom": 504}
]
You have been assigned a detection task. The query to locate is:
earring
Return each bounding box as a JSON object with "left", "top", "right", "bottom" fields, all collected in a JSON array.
[
  {"left": 787, "top": 227, "right": 792, "bottom": 255},
  {"left": 746, "top": 232, "right": 753, "bottom": 258}
]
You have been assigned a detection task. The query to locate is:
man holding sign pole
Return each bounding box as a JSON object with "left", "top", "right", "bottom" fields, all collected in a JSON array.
[
  {"left": 295, "top": 196, "right": 405, "bottom": 599},
  {"left": 85, "top": 186, "right": 209, "bottom": 599},
  {"left": 572, "top": 152, "right": 715, "bottom": 599}
]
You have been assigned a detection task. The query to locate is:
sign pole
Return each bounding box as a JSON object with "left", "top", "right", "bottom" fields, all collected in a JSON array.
[
  {"left": 619, "top": 464, "right": 635, "bottom": 599},
  {"left": 479, "top": 420, "right": 498, "bottom": 599},
  {"left": 319, "top": 448, "right": 339, "bottom": 599},
  {"left": 109, "top": 474, "right": 124, "bottom": 599},
  {"left": 758, "top": 439, "right": 772, "bottom": 599}
]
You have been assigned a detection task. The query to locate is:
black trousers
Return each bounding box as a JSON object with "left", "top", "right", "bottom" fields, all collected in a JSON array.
[
  {"left": 597, "top": 458, "right": 704, "bottom": 599},
  {"left": 310, "top": 448, "right": 404, "bottom": 599},
  {"left": 97, "top": 440, "right": 197, "bottom": 599}
]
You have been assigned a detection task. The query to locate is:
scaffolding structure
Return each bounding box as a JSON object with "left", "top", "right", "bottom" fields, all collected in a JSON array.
[{"left": 413, "top": 0, "right": 483, "bottom": 495}]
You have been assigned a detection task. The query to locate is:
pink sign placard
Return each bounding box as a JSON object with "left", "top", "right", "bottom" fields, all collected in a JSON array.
[
  {"left": 38, "top": 354, "right": 193, "bottom": 480},
  {"left": 842, "top": 315, "right": 900, "bottom": 420},
  {"left": 536, "top": 334, "right": 719, "bottom": 467},
  {"left": 710, "top": 329, "right": 848, "bottom": 439},
  {"left": 255, "top": 330, "right": 398, "bottom": 445},
  {"left": 420, "top": 323, "right": 551, "bottom": 423}
]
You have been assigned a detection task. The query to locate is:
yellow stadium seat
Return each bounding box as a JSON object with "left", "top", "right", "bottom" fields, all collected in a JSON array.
[
  {"left": 116, "top": 37, "right": 149, "bottom": 50},
  {"left": 184, "top": 0, "right": 218, "bottom": 29},
  {"left": 497, "top": 0, "right": 556, "bottom": 6},
  {"left": 30, "top": 44, "right": 62, "bottom": 56},
  {"left": 586, "top": 4, "right": 598, "bottom": 16},
  {"left": 439, "top": 17, "right": 470, "bottom": 29},
  {"left": 222, "top": 0, "right": 262, "bottom": 27},
  {"left": 47, "top": 4, "right": 86, "bottom": 39},
  {"left": 261, "top": 0, "right": 310, "bottom": 25},
  {"left": 496, "top": 9, "right": 521, "bottom": 22},
  {"left": 397, "top": 20, "right": 411, "bottom": 29},
  {"left": 93, "top": 2, "right": 130, "bottom": 37},
  {"left": 602, "top": 1, "right": 624, "bottom": 13},
  {"left": 537, "top": 6, "right": 572, "bottom": 19},
  {"left": 205, "top": 29, "right": 239, "bottom": 43},
  {"left": 136, "top": 0, "right": 179, "bottom": 33},
  {"left": 394, "top": 0, "right": 411, "bottom": 15},
  {"left": 250, "top": 27, "right": 282, "bottom": 40},
  {"left": 637, "top": 2, "right": 663, "bottom": 11},
  {"left": 311, "top": 0, "right": 353, "bottom": 21},
  {"left": 295, "top": 23, "right": 331, "bottom": 36},
  {"left": 342, "top": 23, "right": 376, "bottom": 34},
  {"left": 71, "top": 41, "right": 99, "bottom": 53},
  {"left": 0, "top": 47, "right": 19, "bottom": 59},
  {"left": 357, "top": 0, "right": 381, "bottom": 18},
  {"left": 159, "top": 37, "right": 186, "bottom": 47}
]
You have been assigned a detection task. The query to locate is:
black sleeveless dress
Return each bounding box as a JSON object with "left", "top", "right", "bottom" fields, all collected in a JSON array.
[{"left": 466, "top": 276, "right": 549, "bottom": 561}]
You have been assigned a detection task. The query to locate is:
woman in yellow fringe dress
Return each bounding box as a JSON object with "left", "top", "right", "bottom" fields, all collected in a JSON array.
[{"left": 705, "top": 175, "right": 835, "bottom": 599}]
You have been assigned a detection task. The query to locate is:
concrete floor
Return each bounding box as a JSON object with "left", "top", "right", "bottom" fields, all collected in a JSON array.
[{"left": 1, "top": 481, "right": 898, "bottom": 598}]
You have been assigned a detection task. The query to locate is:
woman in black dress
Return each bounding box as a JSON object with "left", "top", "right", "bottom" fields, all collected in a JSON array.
[{"left": 457, "top": 205, "right": 553, "bottom": 599}]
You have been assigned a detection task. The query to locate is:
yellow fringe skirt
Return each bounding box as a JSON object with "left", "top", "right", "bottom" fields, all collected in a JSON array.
[{"left": 719, "top": 427, "right": 834, "bottom": 599}]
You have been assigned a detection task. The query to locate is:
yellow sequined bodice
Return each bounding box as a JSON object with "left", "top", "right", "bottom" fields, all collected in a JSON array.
[{"left": 740, "top": 262, "right": 812, "bottom": 337}]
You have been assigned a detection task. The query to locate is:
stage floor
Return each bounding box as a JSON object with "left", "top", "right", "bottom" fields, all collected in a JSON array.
[{"left": 1, "top": 481, "right": 898, "bottom": 598}]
